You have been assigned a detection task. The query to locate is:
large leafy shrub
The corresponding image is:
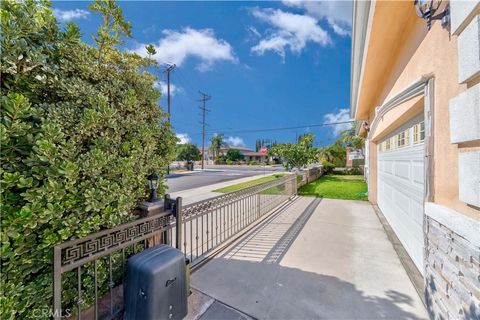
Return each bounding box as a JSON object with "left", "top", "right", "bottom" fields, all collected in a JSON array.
[
  {"left": 321, "top": 160, "right": 336, "bottom": 173},
  {"left": 176, "top": 143, "right": 201, "bottom": 163},
  {"left": 0, "top": 1, "right": 176, "bottom": 318},
  {"left": 226, "top": 149, "right": 244, "bottom": 162},
  {"left": 318, "top": 140, "right": 346, "bottom": 167},
  {"left": 268, "top": 133, "right": 318, "bottom": 170}
]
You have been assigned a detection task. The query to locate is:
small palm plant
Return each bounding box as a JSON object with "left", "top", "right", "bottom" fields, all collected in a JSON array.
[{"left": 209, "top": 134, "right": 225, "bottom": 162}]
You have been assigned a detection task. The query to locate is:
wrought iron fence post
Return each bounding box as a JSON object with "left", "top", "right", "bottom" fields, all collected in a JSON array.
[
  {"left": 175, "top": 197, "right": 183, "bottom": 251},
  {"left": 53, "top": 246, "right": 62, "bottom": 320},
  {"left": 293, "top": 174, "right": 298, "bottom": 195},
  {"left": 164, "top": 194, "right": 171, "bottom": 210},
  {"left": 257, "top": 194, "right": 261, "bottom": 218},
  {"left": 163, "top": 194, "right": 172, "bottom": 246},
  {"left": 138, "top": 198, "right": 168, "bottom": 246}
]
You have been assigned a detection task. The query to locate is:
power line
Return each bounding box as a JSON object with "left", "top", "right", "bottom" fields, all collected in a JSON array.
[
  {"left": 198, "top": 91, "right": 211, "bottom": 170},
  {"left": 173, "top": 67, "right": 200, "bottom": 103},
  {"left": 187, "top": 120, "right": 354, "bottom": 136},
  {"left": 172, "top": 120, "right": 202, "bottom": 128}
]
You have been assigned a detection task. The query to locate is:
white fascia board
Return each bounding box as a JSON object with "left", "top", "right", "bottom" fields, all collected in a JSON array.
[{"left": 350, "top": 0, "right": 375, "bottom": 120}]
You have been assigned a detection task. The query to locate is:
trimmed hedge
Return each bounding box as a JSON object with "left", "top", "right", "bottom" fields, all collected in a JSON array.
[{"left": 0, "top": 1, "right": 176, "bottom": 318}]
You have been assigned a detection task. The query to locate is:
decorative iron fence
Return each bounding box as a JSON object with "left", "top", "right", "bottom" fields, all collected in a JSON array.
[
  {"left": 52, "top": 211, "right": 176, "bottom": 319},
  {"left": 175, "top": 174, "right": 297, "bottom": 266},
  {"left": 52, "top": 174, "right": 296, "bottom": 319}
]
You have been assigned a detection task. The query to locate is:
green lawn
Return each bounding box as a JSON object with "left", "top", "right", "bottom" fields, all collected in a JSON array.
[
  {"left": 213, "top": 174, "right": 285, "bottom": 193},
  {"left": 298, "top": 174, "right": 368, "bottom": 201}
]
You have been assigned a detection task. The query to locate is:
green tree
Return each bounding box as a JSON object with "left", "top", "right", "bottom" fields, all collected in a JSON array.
[
  {"left": 145, "top": 44, "right": 157, "bottom": 59},
  {"left": 318, "top": 147, "right": 334, "bottom": 163},
  {"left": 226, "top": 149, "right": 244, "bottom": 162},
  {"left": 255, "top": 139, "right": 261, "bottom": 152},
  {"left": 339, "top": 123, "right": 365, "bottom": 153},
  {"left": 317, "top": 123, "right": 363, "bottom": 170},
  {"left": 177, "top": 143, "right": 200, "bottom": 163},
  {"left": 0, "top": 1, "right": 176, "bottom": 318},
  {"left": 319, "top": 141, "right": 346, "bottom": 167},
  {"left": 268, "top": 134, "right": 318, "bottom": 170},
  {"left": 89, "top": 0, "right": 132, "bottom": 64},
  {"left": 209, "top": 134, "right": 224, "bottom": 162}
]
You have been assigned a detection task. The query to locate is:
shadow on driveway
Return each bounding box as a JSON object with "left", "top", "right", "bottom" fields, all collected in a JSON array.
[
  {"left": 192, "top": 198, "right": 427, "bottom": 319},
  {"left": 193, "top": 258, "right": 425, "bottom": 320}
]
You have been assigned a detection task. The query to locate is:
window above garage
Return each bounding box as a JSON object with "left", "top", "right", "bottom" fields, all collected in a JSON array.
[
  {"left": 413, "top": 122, "right": 425, "bottom": 144},
  {"left": 379, "top": 120, "right": 425, "bottom": 153}
]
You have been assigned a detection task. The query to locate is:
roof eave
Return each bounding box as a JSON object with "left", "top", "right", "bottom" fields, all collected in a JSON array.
[{"left": 350, "top": 0, "right": 375, "bottom": 120}]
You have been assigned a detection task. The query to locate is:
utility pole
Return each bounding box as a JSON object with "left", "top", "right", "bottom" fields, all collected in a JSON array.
[
  {"left": 164, "top": 63, "right": 176, "bottom": 122},
  {"left": 199, "top": 91, "right": 211, "bottom": 170},
  {"left": 163, "top": 63, "right": 175, "bottom": 175}
]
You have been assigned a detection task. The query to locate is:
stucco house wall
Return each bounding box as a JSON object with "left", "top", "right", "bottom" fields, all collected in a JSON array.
[
  {"left": 351, "top": 1, "right": 480, "bottom": 319},
  {"left": 368, "top": 10, "right": 479, "bottom": 218}
]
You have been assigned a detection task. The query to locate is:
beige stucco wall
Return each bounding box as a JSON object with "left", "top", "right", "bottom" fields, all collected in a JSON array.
[
  {"left": 367, "top": 139, "right": 378, "bottom": 204},
  {"left": 364, "top": 7, "right": 479, "bottom": 219}
]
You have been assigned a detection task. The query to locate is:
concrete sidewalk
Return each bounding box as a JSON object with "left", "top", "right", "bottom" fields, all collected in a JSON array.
[
  {"left": 191, "top": 197, "right": 428, "bottom": 319},
  {"left": 170, "top": 172, "right": 280, "bottom": 205}
]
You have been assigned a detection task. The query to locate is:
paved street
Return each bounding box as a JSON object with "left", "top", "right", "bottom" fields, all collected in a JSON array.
[{"left": 166, "top": 165, "right": 285, "bottom": 193}]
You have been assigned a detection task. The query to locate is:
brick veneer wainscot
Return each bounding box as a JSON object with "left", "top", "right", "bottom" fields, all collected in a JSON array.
[{"left": 425, "top": 216, "right": 480, "bottom": 319}]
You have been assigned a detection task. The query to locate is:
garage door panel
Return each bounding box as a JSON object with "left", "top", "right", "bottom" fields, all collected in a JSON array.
[
  {"left": 384, "top": 161, "right": 393, "bottom": 174},
  {"left": 411, "top": 199, "right": 425, "bottom": 227},
  {"left": 395, "top": 160, "right": 411, "bottom": 181},
  {"left": 378, "top": 160, "right": 384, "bottom": 173},
  {"left": 377, "top": 116, "right": 425, "bottom": 275},
  {"left": 382, "top": 178, "right": 394, "bottom": 199},
  {"left": 394, "top": 190, "right": 411, "bottom": 215},
  {"left": 412, "top": 161, "right": 424, "bottom": 186},
  {"left": 380, "top": 171, "right": 423, "bottom": 199},
  {"left": 379, "top": 199, "right": 424, "bottom": 270}
]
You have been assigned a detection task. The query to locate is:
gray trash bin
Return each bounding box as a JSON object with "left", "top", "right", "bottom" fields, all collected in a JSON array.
[{"left": 124, "top": 245, "right": 188, "bottom": 320}]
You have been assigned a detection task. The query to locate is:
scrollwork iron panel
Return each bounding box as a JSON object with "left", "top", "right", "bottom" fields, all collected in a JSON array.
[{"left": 58, "top": 213, "right": 175, "bottom": 272}]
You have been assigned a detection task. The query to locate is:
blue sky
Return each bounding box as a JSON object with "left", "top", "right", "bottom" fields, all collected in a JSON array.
[{"left": 52, "top": 1, "right": 353, "bottom": 149}]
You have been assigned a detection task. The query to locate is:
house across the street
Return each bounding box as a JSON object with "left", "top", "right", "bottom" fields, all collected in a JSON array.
[
  {"left": 346, "top": 147, "right": 364, "bottom": 167},
  {"left": 351, "top": 1, "right": 480, "bottom": 318},
  {"left": 206, "top": 145, "right": 267, "bottom": 163},
  {"left": 241, "top": 151, "right": 266, "bottom": 162}
]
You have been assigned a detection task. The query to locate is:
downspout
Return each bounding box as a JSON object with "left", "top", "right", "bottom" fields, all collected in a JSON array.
[
  {"left": 424, "top": 78, "right": 435, "bottom": 203},
  {"left": 423, "top": 77, "right": 434, "bottom": 281}
]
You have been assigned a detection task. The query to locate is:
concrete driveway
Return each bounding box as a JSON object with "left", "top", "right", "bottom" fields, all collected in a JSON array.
[{"left": 191, "top": 197, "right": 428, "bottom": 319}]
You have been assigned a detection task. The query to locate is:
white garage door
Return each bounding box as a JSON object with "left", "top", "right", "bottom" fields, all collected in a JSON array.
[{"left": 377, "top": 115, "right": 425, "bottom": 274}]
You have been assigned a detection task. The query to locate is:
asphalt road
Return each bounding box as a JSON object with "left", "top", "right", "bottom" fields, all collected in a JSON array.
[{"left": 166, "top": 165, "right": 285, "bottom": 193}]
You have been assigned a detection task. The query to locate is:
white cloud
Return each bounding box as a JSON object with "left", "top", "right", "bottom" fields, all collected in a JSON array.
[
  {"left": 133, "top": 27, "right": 237, "bottom": 72},
  {"left": 226, "top": 136, "right": 245, "bottom": 147},
  {"left": 250, "top": 8, "right": 330, "bottom": 60},
  {"left": 323, "top": 108, "right": 352, "bottom": 135},
  {"left": 53, "top": 8, "right": 90, "bottom": 22},
  {"left": 154, "top": 81, "right": 183, "bottom": 97},
  {"left": 282, "top": 1, "right": 352, "bottom": 36},
  {"left": 142, "top": 25, "right": 157, "bottom": 35},
  {"left": 176, "top": 133, "right": 191, "bottom": 144},
  {"left": 328, "top": 20, "right": 351, "bottom": 37}
]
